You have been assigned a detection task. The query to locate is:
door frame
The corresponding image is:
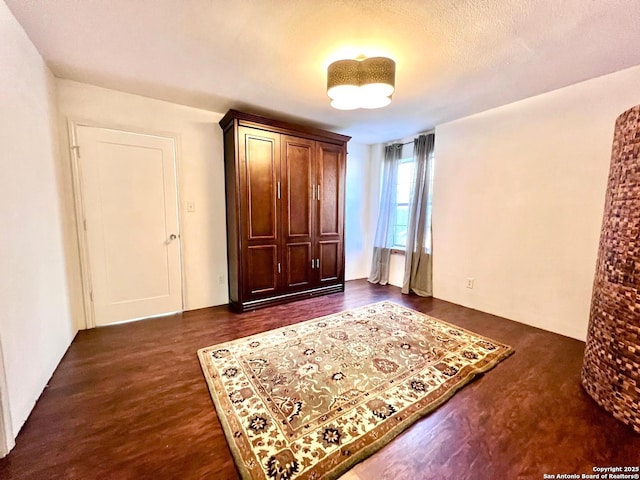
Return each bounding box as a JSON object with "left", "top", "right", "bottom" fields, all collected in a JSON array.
[{"left": 67, "top": 119, "right": 185, "bottom": 329}]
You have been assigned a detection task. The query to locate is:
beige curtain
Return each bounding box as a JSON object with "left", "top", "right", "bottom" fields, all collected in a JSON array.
[
  {"left": 368, "top": 144, "right": 403, "bottom": 285},
  {"left": 402, "top": 134, "right": 435, "bottom": 296}
]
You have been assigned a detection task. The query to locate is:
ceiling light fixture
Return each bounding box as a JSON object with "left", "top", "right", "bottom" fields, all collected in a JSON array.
[{"left": 327, "top": 56, "right": 396, "bottom": 110}]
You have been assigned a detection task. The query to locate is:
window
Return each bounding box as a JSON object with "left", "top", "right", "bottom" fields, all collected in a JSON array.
[
  {"left": 392, "top": 157, "right": 414, "bottom": 249},
  {"left": 391, "top": 153, "right": 435, "bottom": 252}
]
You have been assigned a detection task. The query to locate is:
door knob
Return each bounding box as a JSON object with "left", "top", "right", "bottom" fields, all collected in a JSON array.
[{"left": 169, "top": 234, "right": 178, "bottom": 241}]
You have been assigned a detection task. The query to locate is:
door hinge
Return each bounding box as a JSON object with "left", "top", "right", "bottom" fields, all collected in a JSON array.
[
  {"left": 71, "top": 145, "right": 80, "bottom": 158},
  {"left": 277, "top": 262, "right": 281, "bottom": 274},
  {"left": 317, "top": 184, "right": 321, "bottom": 201},
  {"left": 316, "top": 258, "right": 320, "bottom": 269},
  {"left": 277, "top": 181, "right": 281, "bottom": 199},
  {"left": 89, "top": 291, "right": 93, "bottom": 302}
]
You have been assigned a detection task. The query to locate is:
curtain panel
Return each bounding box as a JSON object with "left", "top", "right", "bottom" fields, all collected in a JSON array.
[
  {"left": 368, "top": 143, "right": 403, "bottom": 285},
  {"left": 402, "top": 134, "right": 435, "bottom": 296}
]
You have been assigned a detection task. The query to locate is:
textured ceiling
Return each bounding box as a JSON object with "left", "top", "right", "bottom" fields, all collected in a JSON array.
[{"left": 6, "top": 0, "right": 640, "bottom": 143}]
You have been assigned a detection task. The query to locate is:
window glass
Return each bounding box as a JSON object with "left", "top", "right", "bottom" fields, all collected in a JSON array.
[
  {"left": 392, "top": 158, "right": 414, "bottom": 248},
  {"left": 392, "top": 153, "right": 435, "bottom": 251}
]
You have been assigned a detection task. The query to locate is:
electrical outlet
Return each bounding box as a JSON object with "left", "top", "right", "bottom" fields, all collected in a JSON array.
[
  {"left": 466, "top": 277, "right": 474, "bottom": 289},
  {"left": 187, "top": 201, "right": 196, "bottom": 212}
]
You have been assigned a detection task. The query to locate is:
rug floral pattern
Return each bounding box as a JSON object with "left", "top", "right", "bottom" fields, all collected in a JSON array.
[{"left": 198, "top": 302, "right": 513, "bottom": 480}]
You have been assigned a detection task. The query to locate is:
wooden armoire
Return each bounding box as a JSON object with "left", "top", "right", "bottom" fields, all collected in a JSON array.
[{"left": 219, "top": 110, "right": 350, "bottom": 312}]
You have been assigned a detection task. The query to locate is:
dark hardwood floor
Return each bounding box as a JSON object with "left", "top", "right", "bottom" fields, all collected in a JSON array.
[{"left": 0, "top": 279, "right": 638, "bottom": 480}]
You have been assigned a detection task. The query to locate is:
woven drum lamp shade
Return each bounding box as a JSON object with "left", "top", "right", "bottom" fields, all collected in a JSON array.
[
  {"left": 581, "top": 104, "right": 640, "bottom": 433},
  {"left": 326, "top": 59, "right": 360, "bottom": 93},
  {"left": 357, "top": 56, "right": 396, "bottom": 96},
  {"left": 326, "top": 56, "right": 395, "bottom": 110}
]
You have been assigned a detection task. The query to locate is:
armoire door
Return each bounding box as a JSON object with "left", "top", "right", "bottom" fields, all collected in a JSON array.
[
  {"left": 315, "top": 142, "right": 345, "bottom": 285},
  {"left": 281, "top": 136, "right": 316, "bottom": 290},
  {"left": 238, "top": 126, "right": 281, "bottom": 298}
]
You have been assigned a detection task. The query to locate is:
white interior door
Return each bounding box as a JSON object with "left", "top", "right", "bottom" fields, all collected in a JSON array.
[{"left": 76, "top": 126, "right": 182, "bottom": 326}]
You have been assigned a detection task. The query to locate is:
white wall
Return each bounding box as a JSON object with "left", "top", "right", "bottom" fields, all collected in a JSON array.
[
  {"left": 55, "top": 80, "right": 229, "bottom": 329},
  {"left": 388, "top": 254, "right": 405, "bottom": 287},
  {"left": 0, "top": 1, "right": 75, "bottom": 443},
  {"left": 433, "top": 64, "right": 640, "bottom": 340},
  {"left": 345, "top": 142, "right": 375, "bottom": 280},
  {"left": 56, "top": 81, "right": 374, "bottom": 325}
]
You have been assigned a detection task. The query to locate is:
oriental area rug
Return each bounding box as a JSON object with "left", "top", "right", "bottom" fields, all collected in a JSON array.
[{"left": 198, "top": 302, "right": 513, "bottom": 480}]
